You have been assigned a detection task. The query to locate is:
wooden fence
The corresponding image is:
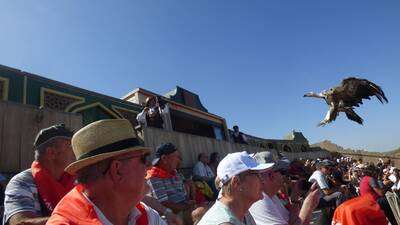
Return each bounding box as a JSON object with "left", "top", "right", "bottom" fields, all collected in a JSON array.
[
  {"left": 0, "top": 101, "right": 82, "bottom": 173},
  {"left": 141, "top": 127, "right": 331, "bottom": 167}
]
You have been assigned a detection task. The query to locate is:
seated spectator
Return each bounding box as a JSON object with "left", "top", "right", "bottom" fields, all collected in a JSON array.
[
  {"left": 332, "top": 193, "right": 388, "bottom": 225},
  {"left": 47, "top": 119, "right": 167, "bottom": 225},
  {"left": 193, "top": 153, "right": 214, "bottom": 182},
  {"left": 308, "top": 160, "right": 346, "bottom": 209},
  {"left": 250, "top": 152, "right": 320, "bottom": 225},
  {"left": 197, "top": 151, "right": 274, "bottom": 225},
  {"left": 231, "top": 125, "right": 248, "bottom": 145},
  {"left": 3, "top": 124, "right": 75, "bottom": 225},
  {"left": 0, "top": 173, "right": 7, "bottom": 221},
  {"left": 136, "top": 96, "right": 169, "bottom": 129},
  {"left": 147, "top": 143, "right": 196, "bottom": 224},
  {"left": 193, "top": 153, "right": 217, "bottom": 200}
]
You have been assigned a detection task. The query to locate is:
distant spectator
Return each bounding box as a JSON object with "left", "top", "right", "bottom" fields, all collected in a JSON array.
[
  {"left": 193, "top": 153, "right": 214, "bottom": 182},
  {"left": 197, "top": 151, "right": 274, "bottom": 225},
  {"left": 390, "top": 168, "right": 400, "bottom": 191},
  {"left": 147, "top": 143, "right": 196, "bottom": 224},
  {"left": 231, "top": 125, "right": 248, "bottom": 145},
  {"left": 3, "top": 124, "right": 75, "bottom": 225},
  {"left": 332, "top": 193, "right": 388, "bottom": 225},
  {"left": 137, "top": 96, "right": 169, "bottom": 129},
  {"left": 208, "top": 152, "right": 220, "bottom": 176},
  {"left": 193, "top": 153, "right": 217, "bottom": 200},
  {"left": 360, "top": 165, "right": 398, "bottom": 225},
  {"left": 308, "top": 160, "right": 346, "bottom": 209},
  {"left": 250, "top": 152, "right": 320, "bottom": 225}
]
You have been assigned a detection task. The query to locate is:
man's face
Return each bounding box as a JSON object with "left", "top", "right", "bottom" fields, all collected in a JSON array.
[
  {"left": 54, "top": 138, "right": 75, "bottom": 171},
  {"left": 200, "top": 154, "right": 209, "bottom": 164},
  {"left": 260, "top": 169, "right": 283, "bottom": 193},
  {"left": 164, "top": 150, "right": 182, "bottom": 170},
  {"left": 117, "top": 151, "right": 149, "bottom": 201},
  {"left": 321, "top": 166, "right": 332, "bottom": 175}
]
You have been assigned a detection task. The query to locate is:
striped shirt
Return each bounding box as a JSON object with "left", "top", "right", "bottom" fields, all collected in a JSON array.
[
  {"left": 147, "top": 175, "right": 187, "bottom": 203},
  {"left": 3, "top": 169, "right": 42, "bottom": 225}
]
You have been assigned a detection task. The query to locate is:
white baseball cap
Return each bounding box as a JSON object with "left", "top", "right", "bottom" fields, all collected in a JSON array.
[{"left": 217, "top": 151, "right": 275, "bottom": 185}]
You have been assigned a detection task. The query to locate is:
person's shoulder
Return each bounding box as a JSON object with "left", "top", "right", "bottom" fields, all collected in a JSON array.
[
  {"left": 6, "top": 169, "right": 35, "bottom": 189},
  {"left": 198, "top": 201, "right": 238, "bottom": 225},
  {"left": 193, "top": 161, "right": 204, "bottom": 171}
]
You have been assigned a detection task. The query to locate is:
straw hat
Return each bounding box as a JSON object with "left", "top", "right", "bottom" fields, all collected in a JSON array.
[{"left": 65, "top": 119, "right": 151, "bottom": 175}]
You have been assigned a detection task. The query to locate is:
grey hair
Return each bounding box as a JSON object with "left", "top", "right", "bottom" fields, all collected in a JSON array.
[{"left": 76, "top": 159, "right": 113, "bottom": 184}]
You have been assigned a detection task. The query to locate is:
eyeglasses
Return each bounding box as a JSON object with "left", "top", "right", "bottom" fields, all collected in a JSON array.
[{"left": 118, "top": 153, "right": 151, "bottom": 165}]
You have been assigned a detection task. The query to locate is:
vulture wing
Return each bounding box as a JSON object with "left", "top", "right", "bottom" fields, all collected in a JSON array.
[{"left": 338, "top": 77, "right": 388, "bottom": 107}]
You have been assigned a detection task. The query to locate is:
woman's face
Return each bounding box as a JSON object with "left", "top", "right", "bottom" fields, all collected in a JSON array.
[{"left": 237, "top": 170, "right": 264, "bottom": 203}]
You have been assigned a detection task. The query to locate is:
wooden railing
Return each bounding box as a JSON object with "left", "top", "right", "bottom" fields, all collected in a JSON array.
[{"left": 140, "top": 127, "right": 331, "bottom": 167}]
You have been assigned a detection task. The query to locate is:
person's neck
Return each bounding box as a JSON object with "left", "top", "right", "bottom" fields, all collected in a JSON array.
[
  {"left": 37, "top": 159, "right": 64, "bottom": 181},
  {"left": 157, "top": 163, "right": 173, "bottom": 174},
  {"left": 85, "top": 186, "right": 135, "bottom": 225},
  {"left": 220, "top": 195, "right": 251, "bottom": 222},
  {"left": 264, "top": 188, "right": 276, "bottom": 197}
]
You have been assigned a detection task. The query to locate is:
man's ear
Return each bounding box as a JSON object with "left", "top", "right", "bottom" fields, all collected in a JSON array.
[
  {"left": 109, "top": 160, "right": 123, "bottom": 183},
  {"left": 230, "top": 176, "right": 241, "bottom": 189}
]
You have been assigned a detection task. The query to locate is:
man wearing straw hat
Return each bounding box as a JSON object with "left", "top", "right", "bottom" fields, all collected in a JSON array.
[{"left": 47, "top": 119, "right": 167, "bottom": 225}]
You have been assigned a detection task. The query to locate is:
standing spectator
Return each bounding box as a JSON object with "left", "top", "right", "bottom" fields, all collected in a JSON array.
[
  {"left": 308, "top": 160, "right": 346, "bottom": 209},
  {"left": 147, "top": 143, "right": 196, "bottom": 224},
  {"left": 208, "top": 152, "right": 220, "bottom": 176},
  {"left": 360, "top": 165, "right": 398, "bottom": 225},
  {"left": 3, "top": 124, "right": 75, "bottom": 225},
  {"left": 332, "top": 193, "right": 388, "bottom": 225},
  {"left": 47, "top": 119, "right": 167, "bottom": 225},
  {"left": 136, "top": 96, "right": 169, "bottom": 129},
  {"left": 231, "top": 125, "right": 248, "bottom": 145},
  {"left": 197, "top": 151, "right": 274, "bottom": 225}
]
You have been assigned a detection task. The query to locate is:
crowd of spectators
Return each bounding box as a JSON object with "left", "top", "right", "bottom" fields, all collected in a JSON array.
[{"left": 1, "top": 119, "right": 400, "bottom": 225}]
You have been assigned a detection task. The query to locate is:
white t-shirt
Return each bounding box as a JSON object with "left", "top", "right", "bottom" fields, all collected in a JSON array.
[
  {"left": 249, "top": 193, "right": 289, "bottom": 225},
  {"left": 308, "top": 170, "right": 329, "bottom": 190},
  {"left": 193, "top": 162, "right": 214, "bottom": 179},
  {"left": 389, "top": 174, "right": 397, "bottom": 183}
]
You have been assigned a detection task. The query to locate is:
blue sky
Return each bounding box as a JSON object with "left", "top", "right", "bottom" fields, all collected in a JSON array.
[{"left": 1, "top": 1, "right": 399, "bottom": 151}]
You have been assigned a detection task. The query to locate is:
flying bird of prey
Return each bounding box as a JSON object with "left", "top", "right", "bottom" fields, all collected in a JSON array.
[{"left": 304, "top": 77, "right": 388, "bottom": 126}]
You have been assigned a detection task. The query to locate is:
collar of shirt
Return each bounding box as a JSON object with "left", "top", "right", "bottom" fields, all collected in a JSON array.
[{"left": 82, "top": 192, "right": 141, "bottom": 225}]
